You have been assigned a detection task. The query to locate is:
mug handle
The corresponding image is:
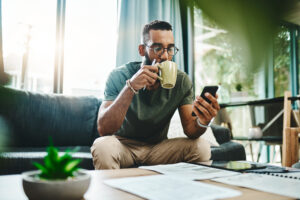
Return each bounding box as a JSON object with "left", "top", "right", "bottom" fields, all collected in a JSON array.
[{"left": 157, "top": 65, "right": 163, "bottom": 81}]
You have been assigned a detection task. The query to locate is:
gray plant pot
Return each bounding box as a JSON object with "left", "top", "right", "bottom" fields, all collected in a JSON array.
[{"left": 22, "top": 170, "right": 91, "bottom": 200}]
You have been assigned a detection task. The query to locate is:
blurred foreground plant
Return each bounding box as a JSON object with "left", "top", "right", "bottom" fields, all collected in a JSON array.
[
  {"left": 33, "top": 140, "right": 81, "bottom": 180},
  {"left": 188, "top": 0, "right": 297, "bottom": 73}
]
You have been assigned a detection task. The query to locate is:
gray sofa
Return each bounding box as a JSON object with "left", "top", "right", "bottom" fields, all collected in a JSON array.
[{"left": 0, "top": 86, "right": 245, "bottom": 175}]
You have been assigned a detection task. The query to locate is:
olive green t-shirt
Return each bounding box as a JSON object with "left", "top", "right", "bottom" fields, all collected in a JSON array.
[{"left": 104, "top": 62, "right": 194, "bottom": 143}]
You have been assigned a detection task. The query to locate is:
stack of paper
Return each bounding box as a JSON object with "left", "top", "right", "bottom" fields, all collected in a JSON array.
[
  {"left": 139, "top": 162, "right": 240, "bottom": 180},
  {"left": 213, "top": 173, "right": 300, "bottom": 199},
  {"left": 105, "top": 175, "right": 241, "bottom": 200}
]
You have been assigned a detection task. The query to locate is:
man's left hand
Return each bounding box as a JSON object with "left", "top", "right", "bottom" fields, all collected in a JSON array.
[{"left": 192, "top": 93, "right": 220, "bottom": 125}]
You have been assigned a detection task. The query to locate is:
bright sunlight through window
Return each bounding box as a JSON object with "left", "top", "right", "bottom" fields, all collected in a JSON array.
[
  {"left": 2, "top": 0, "right": 117, "bottom": 98},
  {"left": 3, "top": 0, "right": 56, "bottom": 93},
  {"left": 63, "top": 0, "right": 117, "bottom": 97}
]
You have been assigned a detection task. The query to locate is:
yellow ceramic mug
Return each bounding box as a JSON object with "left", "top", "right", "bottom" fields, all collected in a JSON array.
[{"left": 157, "top": 61, "right": 177, "bottom": 89}]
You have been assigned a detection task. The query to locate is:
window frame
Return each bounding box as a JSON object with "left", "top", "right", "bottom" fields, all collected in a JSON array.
[{"left": 53, "top": 0, "right": 66, "bottom": 94}]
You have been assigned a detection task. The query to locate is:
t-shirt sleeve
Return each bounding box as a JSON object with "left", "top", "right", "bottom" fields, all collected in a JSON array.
[
  {"left": 179, "top": 74, "right": 194, "bottom": 106},
  {"left": 103, "top": 70, "right": 122, "bottom": 101}
]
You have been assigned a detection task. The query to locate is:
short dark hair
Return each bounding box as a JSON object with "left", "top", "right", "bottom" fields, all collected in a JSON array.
[{"left": 142, "top": 20, "right": 173, "bottom": 44}]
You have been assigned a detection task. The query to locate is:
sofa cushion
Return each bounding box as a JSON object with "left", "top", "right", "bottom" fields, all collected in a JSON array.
[
  {"left": 0, "top": 86, "right": 101, "bottom": 147},
  {"left": 0, "top": 146, "right": 94, "bottom": 175}
]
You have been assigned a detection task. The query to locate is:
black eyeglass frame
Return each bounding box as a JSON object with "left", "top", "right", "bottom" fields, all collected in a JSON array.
[{"left": 144, "top": 44, "right": 179, "bottom": 57}]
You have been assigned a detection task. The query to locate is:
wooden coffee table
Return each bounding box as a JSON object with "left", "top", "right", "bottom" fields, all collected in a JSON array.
[
  {"left": 85, "top": 169, "right": 296, "bottom": 200},
  {"left": 0, "top": 168, "right": 295, "bottom": 200}
]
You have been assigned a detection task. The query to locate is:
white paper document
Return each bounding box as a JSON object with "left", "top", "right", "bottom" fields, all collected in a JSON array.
[
  {"left": 0, "top": 175, "right": 27, "bottom": 200},
  {"left": 213, "top": 173, "right": 300, "bottom": 199},
  {"left": 268, "top": 171, "right": 300, "bottom": 180},
  {"left": 284, "top": 172, "right": 300, "bottom": 179},
  {"left": 104, "top": 175, "right": 241, "bottom": 200},
  {"left": 139, "top": 162, "right": 240, "bottom": 180}
]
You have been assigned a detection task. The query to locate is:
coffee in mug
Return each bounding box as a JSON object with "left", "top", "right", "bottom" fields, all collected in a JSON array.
[{"left": 157, "top": 61, "right": 177, "bottom": 89}]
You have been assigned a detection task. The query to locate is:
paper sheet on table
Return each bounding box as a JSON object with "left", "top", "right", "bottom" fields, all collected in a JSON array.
[
  {"left": 139, "top": 162, "right": 240, "bottom": 180},
  {"left": 104, "top": 175, "right": 241, "bottom": 200},
  {"left": 213, "top": 173, "right": 300, "bottom": 199},
  {"left": 0, "top": 175, "right": 27, "bottom": 200}
]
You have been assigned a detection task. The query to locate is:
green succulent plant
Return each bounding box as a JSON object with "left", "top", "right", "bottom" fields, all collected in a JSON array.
[{"left": 33, "top": 140, "right": 81, "bottom": 180}]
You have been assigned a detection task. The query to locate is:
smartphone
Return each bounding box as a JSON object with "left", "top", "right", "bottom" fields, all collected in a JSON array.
[
  {"left": 210, "top": 161, "right": 266, "bottom": 172},
  {"left": 192, "top": 86, "right": 219, "bottom": 116}
]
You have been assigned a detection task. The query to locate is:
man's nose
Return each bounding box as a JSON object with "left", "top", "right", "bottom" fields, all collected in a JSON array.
[{"left": 160, "top": 49, "right": 169, "bottom": 60}]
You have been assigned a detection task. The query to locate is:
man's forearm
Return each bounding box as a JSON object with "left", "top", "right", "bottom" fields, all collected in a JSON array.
[
  {"left": 179, "top": 105, "right": 208, "bottom": 139},
  {"left": 184, "top": 118, "right": 207, "bottom": 139},
  {"left": 98, "top": 85, "right": 135, "bottom": 136}
]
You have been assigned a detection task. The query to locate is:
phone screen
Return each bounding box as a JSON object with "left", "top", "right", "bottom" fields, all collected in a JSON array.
[
  {"left": 211, "top": 161, "right": 266, "bottom": 172},
  {"left": 192, "top": 86, "right": 219, "bottom": 116},
  {"left": 200, "top": 86, "right": 219, "bottom": 103}
]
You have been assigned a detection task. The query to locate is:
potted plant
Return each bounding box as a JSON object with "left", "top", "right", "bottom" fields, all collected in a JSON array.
[
  {"left": 22, "top": 140, "right": 91, "bottom": 200},
  {"left": 230, "top": 83, "right": 249, "bottom": 102}
]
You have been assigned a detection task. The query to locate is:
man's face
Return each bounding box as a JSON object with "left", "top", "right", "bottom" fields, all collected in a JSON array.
[{"left": 144, "top": 30, "right": 175, "bottom": 64}]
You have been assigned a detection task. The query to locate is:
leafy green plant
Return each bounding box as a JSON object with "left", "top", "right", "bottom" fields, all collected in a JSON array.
[
  {"left": 33, "top": 140, "right": 81, "bottom": 180},
  {"left": 235, "top": 83, "right": 242, "bottom": 92}
]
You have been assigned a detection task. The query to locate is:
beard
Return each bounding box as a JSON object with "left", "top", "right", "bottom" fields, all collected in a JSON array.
[
  {"left": 143, "top": 52, "right": 152, "bottom": 65},
  {"left": 143, "top": 52, "right": 168, "bottom": 65}
]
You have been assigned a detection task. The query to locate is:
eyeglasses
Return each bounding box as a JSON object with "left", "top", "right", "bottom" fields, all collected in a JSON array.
[{"left": 145, "top": 44, "right": 179, "bottom": 56}]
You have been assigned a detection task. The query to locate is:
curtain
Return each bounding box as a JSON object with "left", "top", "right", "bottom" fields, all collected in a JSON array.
[
  {"left": 179, "top": 2, "right": 194, "bottom": 85},
  {"left": 0, "top": 0, "right": 7, "bottom": 85},
  {"left": 116, "top": 0, "right": 185, "bottom": 72}
]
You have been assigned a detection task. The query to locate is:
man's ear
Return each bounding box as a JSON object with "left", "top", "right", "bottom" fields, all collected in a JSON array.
[{"left": 138, "top": 44, "right": 146, "bottom": 56}]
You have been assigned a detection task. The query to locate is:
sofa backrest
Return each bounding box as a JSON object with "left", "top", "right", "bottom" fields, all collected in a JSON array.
[{"left": 0, "top": 86, "right": 102, "bottom": 147}]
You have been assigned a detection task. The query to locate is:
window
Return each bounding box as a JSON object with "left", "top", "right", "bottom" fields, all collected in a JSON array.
[
  {"left": 273, "top": 26, "right": 291, "bottom": 97},
  {"left": 2, "top": 0, "right": 117, "bottom": 97},
  {"left": 63, "top": 0, "right": 117, "bottom": 97},
  {"left": 194, "top": 9, "right": 266, "bottom": 138},
  {"left": 2, "top": 0, "right": 57, "bottom": 93},
  {"left": 193, "top": 9, "right": 259, "bottom": 103}
]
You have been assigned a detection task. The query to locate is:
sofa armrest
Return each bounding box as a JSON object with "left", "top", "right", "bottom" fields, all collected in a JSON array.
[
  {"left": 211, "top": 141, "right": 246, "bottom": 161},
  {"left": 210, "top": 125, "right": 231, "bottom": 144}
]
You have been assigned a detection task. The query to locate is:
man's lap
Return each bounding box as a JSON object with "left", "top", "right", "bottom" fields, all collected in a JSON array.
[{"left": 91, "top": 135, "right": 211, "bottom": 168}]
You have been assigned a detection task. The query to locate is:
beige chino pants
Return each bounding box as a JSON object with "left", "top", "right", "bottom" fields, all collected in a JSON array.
[{"left": 91, "top": 135, "right": 211, "bottom": 169}]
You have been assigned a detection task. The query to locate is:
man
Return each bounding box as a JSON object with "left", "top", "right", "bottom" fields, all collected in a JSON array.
[{"left": 91, "top": 20, "right": 220, "bottom": 169}]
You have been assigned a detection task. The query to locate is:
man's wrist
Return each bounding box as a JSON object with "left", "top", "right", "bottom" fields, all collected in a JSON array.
[
  {"left": 126, "top": 80, "right": 138, "bottom": 94},
  {"left": 196, "top": 118, "right": 214, "bottom": 128}
]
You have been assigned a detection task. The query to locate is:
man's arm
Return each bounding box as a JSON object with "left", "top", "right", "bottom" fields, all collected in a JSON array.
[
  {"left": 179, "top": 93, "right": 220, "bottom": 139},
  {"left": 97, "top": 64, "right": 159, "bottom": 136},
  {"left": 97, "top": 86, "right": 135, "bottom": 136}
]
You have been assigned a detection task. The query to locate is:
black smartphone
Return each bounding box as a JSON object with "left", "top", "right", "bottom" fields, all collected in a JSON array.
[
  {"left": 192, "top": 85, "right": 219, "bottom": 116},
  {"left": 210, "top": 161, "right": 266, "bottom": 172}
]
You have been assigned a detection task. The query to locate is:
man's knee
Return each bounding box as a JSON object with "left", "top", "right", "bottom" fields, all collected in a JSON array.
[
  {"left": 186, "top": 138, "right": 211, "bottom": 162},
  {"left": 91, "top": 136, "right": 122, "bottom": 169},
  {"left": 195, "top": 138, "right": 211, "bottom": 161}
]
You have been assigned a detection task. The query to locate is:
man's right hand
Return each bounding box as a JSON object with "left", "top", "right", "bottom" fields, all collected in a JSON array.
[{"left": 129, "top": 64, "right": 159, "bottom": 91}]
